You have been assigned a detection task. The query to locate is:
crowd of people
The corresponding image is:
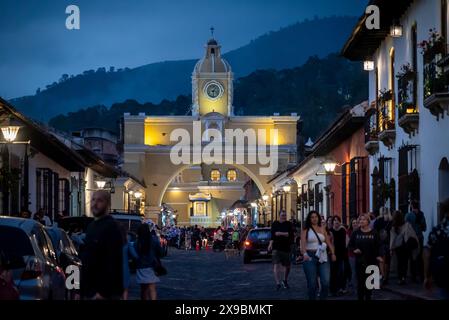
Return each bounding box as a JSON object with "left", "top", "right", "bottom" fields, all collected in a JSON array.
[
  {"left": 4, "top": 189, "right": 448, "bottom": 301},
  {"left": 159, "top": 224, "right": 252, "bottom": 253},
  {"left": 269, "top": 200, "right": 449, "bottom": 300}
]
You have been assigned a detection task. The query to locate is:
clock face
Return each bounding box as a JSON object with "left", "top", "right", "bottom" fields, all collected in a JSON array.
[{"left": 204, "top": 81, "right": 223, "bottom": 100}]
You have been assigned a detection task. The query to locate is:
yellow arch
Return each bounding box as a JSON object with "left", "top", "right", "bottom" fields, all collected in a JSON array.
[{"left": 157, "top": 163, "right": 267, "bottom": 206}]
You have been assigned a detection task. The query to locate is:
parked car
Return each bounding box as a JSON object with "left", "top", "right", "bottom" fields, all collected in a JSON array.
[
  {"left": 57, "top": 216, "right": 94, "bottom": 252},
  {"left": 44, "top": 227, "right": 81, "bottom": 271},
  {"left": 110, "top": 212, "right": 143, "bottom": 234},
  {"left": 57, "top": 216, "right": 94, "bottom": 234},
  {"left": 44, "top": 227, "right": 82, "bottom": 300},
  {"left": 111, "top": 213, "right": 168, "bottom": 257},
  {"left": 0, "top": 216, "right": 66, "bottom": 300},
  {"left": 242, "top": 227, "right": 271, "bottom": 264}
]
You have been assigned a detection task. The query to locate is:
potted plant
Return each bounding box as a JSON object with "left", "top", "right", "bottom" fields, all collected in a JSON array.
[{"left": 419, "top": 28, "right": 445, "bottom": 62}]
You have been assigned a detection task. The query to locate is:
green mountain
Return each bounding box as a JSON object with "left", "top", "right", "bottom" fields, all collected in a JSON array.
[
  {"left": 49, "top": 54, "right": 367, "bottom": 140},
  {"left": 11, "top": 16, "right": 357, "bottom": 121}
]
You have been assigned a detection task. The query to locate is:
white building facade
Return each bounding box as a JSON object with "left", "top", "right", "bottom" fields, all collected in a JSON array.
[{"left": 343, "top": 0, "right": 449, "bottom": 241}]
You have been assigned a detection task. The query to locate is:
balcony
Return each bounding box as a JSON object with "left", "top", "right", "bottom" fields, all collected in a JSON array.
[
  {"left": 378, "top": 90, "right": 396, "bottom": 148},
  {"left": 423, "top": 45, "right": 449, "bottom": 120},
  {"left": 364, "top": 106, "right": 379, "bottom": 155},
  {"left": 397, "top": 68, "right": 419, "bottom": 135}
]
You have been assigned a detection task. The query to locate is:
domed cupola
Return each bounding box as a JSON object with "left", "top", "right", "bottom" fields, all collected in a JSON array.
[
  {"left": 192, "top": 28, "right": 234, "bottom": 117},
  {"left": 194, "top": 37, "right": 231, "bottom": 74}
]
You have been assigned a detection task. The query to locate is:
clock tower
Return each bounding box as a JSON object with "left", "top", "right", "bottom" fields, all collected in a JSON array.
[{"left": 192, "top": 32, "right": 233, "bottom": 116}]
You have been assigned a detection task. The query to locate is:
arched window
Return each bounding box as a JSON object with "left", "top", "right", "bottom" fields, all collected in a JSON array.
[
  {"left": 210, "top": 169, "right": 220, "bottom": 181},
  {"left": 411, "top": 24, "right": 419, "bottom": 110},
  {"left": 442, "top": 0, "right": 448, "bottom": 54},
  {"left": 389, "top": 47, "right": 396, "bottom": 124},
  {"left": 226, "top": 169, "right": 237, "bottom": 181}
]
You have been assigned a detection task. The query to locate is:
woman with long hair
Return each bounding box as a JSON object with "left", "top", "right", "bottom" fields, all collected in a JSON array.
[
  {"left": 300, "top": 211, "right": 336, "bottom": 300},
  {"left": 390, "top": 210, "right": 419, "bottom": 285},
  {"left": 348, "top": 214, "right": 382, "bottom": 300},
  {"left": 133, "top": 222, "right": 163, "bottom": 300},
  {"left": 346, "top": 217, "right": 359, "bottom": 291}
]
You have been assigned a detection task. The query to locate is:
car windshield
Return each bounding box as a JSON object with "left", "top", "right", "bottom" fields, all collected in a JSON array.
[
  {"left": 45, "top": 229, "right": 60, "bottom": 251},
  {"left": 248, "top": 230, "right": 271, "bottom": 241},
  {"left": 0, "top": 226, "right": 34, "bottom": 259},
  {"left": 115, "top": 219, "right": 142, "bottom": 233}
]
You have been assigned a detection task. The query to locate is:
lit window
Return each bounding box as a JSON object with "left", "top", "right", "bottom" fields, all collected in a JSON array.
[
  {"left": 210, "top": 169, "right": 220, "bottom": 181},
  {"left": 227, "top": 169, "right": 237, "bottom": 181}
]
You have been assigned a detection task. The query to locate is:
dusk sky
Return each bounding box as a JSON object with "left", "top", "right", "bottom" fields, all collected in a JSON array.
[{"left": 0, "top": 0, "right": 366, "bottom": 99}]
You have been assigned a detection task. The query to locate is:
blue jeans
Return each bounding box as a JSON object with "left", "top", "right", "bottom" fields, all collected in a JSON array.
[{"left": 302, "top": 251, "right": 330, "bottom": 300}]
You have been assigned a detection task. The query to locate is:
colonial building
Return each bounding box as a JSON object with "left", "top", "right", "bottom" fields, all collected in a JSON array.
[
  {"left": 0, "top": 97, "right": 144, "bottom": 218},
  {"left": 122, "top": 36, "right": 300, "bottom": 226},
  {"left": 342, "top": 0, "right": 449, "bottom": 236},
  {"left": 269, "top": 102, "right": 370, "bottom": 225}
]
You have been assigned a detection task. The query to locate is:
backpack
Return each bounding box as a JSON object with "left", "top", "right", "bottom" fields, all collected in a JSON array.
[{"left": 430, "top": 234, "right": 449, "bottom": 289}]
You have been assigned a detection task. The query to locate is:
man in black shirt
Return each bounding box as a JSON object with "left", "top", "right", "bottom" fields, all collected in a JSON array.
[
  {"left": 81, "top": 190, "right": 124, "bottom": 299},
  {"left": 268, "top": 210, "right": 294, "bottom": 290}
]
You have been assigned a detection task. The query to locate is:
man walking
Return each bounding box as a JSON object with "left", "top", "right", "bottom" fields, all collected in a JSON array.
[
  {"left": 81, "top": 190, "right": 124, "bottom": 299},
  {"left": 268, "top": 210, "right": 294, "bottom": 290},
  {"left": 405, "top": 200, "right": 427, "bottom": 281}
]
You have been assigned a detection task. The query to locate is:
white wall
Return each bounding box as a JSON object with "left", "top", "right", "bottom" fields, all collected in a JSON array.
[
  {"left": 368, "top": 0, "right": 449, "bottom": 242},
  {"left": 27, "top": 151, "right": 71, "bottom": 214}
]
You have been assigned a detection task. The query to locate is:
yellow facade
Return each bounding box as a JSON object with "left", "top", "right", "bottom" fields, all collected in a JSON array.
[{"left": 123, "top": 36, "right": 300, "bottom": 225}]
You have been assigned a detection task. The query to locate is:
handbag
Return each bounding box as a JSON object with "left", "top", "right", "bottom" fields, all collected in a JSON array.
[
  {"left": 310, "top": 227, "right": 328, "bottom": 263},
  {"left": 153, "top": 258, "right": 167, "bottom": 277}
]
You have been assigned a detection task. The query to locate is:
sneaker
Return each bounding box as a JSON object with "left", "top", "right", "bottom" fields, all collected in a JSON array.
[
  {"left": 282, "top": 280, "right": 290, "bottom": 289},
  {"left": 276, "top": 284, "right": 282, "bottom": 291}
]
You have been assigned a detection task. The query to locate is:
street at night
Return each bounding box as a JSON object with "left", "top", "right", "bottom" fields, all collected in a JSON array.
[
  {"left": 1, "top": 1, "right": 449, "bottom": 317},
  {"left": 130, "top": 249, "right": 407, "bottom": 300}
]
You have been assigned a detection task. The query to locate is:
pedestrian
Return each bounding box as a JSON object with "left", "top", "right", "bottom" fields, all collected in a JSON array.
[
  {"left": 121, "top": 232, "right": 133, "bottom": 300},
  {"left": 201, "top": 227, "right": 208, "bottom": 249},
  {"left": 325, "top": 216, "right": 333, "bottom": 234},
  {"left": 346, "top": 217, "right": 359, "bottom": 292},
  {"left": 185, "top": 227, "right": 191, "bottom": 250},
  {"left": 405, "top": 200, "right": 427, "bottom": 282},
  {"left": 348, "top": 213, "right": 382, "bottom": 300},
  {"left": 390, "top": 210, "right": 419, "bottom": 285},
  {"left": 20, "top": 209, "right": 31, "bottom": 219},
  {"left": 424, "top": 198, "right": 449, "bottom": 299},
  {"left": 373, "top": 207, "right": 392, "bottom": 285},
  {"left": 268, "top": 210, "right": 295, "bottom": 290},
  {"left": 81, "top": 190, "right": 124, "bottom": 299},
  {"left": 300, "top": 210, "right": 336, "bottom": 300},
  {"left": 330, "top": 216, "right": 348, "bottom": 296},
  {"left": 232, "top": 228, "right": 240, "bottom": 253},
  {"left": 132, "top": 221, "right": 163, "bottom": 300}
]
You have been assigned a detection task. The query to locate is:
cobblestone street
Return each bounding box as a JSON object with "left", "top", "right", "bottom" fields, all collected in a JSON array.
[{"left": 129, "top": 248, "right": 407, "bottom": 300}]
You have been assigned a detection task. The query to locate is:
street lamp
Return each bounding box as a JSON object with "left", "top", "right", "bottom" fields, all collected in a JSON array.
[
  {"left": 262, "top": 193, "right": 269, "bottom": 201},
  {"left": 134, "top": 191, "right": 142, "bottom": 199},
  {"left": 96, "top": 180, "right": 106, "bottom": 189},
  {"left": 390, "top": 24, "right": 403, "bottom": 38},
  {"left": 323, "top": 159, "right": 338, "bottom": 174},
  {"left": 1, "top": 126, "right": 21, "bottom": 142},
  {"left": 363, "top": 60, "right": 375, "bottom": 71},
  {"left": 282, "top": 184, "right": 291, "bottom": 193},
  {"left": 1, "top": 120, "right": 30, "bottom": 216}
]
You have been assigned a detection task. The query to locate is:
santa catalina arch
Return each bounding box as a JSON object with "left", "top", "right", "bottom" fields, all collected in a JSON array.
[{"left": 123, "top": 36, "right": 299, "bottom": 226}]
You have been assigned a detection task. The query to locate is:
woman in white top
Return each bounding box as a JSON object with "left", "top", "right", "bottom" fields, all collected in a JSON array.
[{"left": 300, "top": 210, "right": 336, "bottom": 300}]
